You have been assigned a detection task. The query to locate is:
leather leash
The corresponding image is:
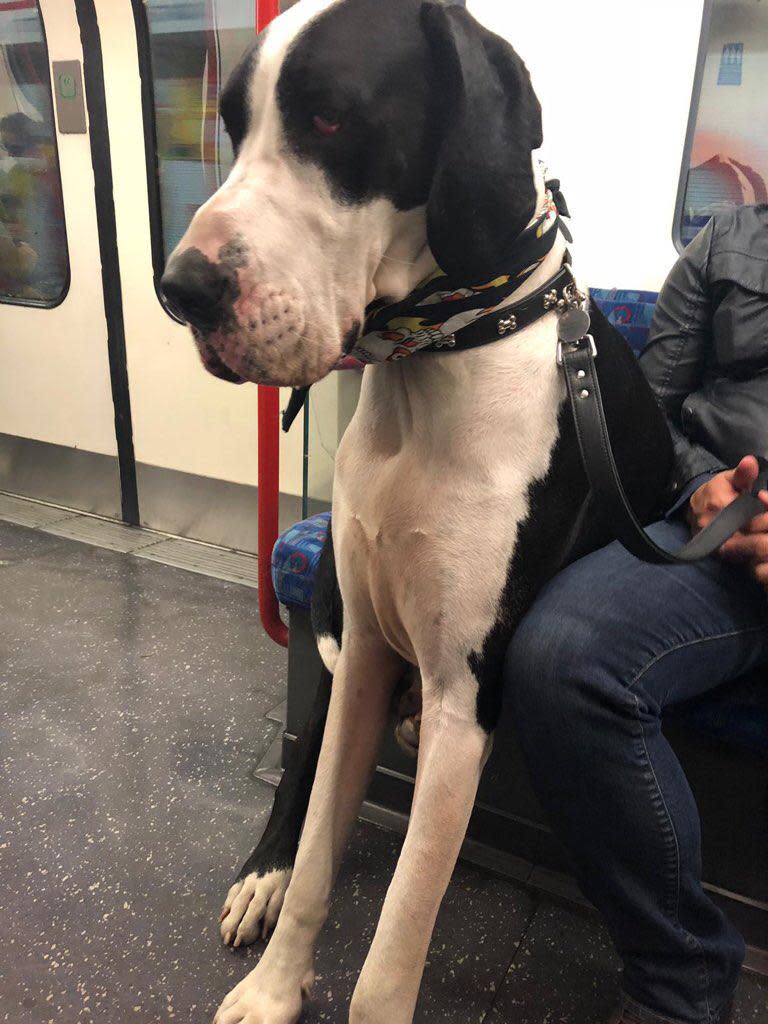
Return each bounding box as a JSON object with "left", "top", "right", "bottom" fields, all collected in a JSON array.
[
  {"left": 425, "top": 258, "right": 768, "bottom": 565},
  {"left": 558, "top": 326, "right": 768, "bottom": 565}
]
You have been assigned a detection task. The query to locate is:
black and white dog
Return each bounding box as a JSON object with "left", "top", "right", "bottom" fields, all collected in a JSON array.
[{"left": 161, "top": 2, "right": 672, "bottom": 1021}]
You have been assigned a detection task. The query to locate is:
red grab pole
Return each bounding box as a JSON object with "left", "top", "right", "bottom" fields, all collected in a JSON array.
[
  {"left": 257, "top": 0, "right": 280, "bottom": 31},
  {"left": 258, "top": 384, "right": 289, "bottom": 647},
  {"left": 256, "top": 0, "right": 289, "bottom": 648}
]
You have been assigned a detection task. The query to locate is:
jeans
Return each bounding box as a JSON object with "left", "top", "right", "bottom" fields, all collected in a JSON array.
[{"left": 505, "top": 519, "right": 768, "bottom": 1024}]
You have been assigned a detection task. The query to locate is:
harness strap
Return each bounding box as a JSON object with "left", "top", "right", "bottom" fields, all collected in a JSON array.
[{"left": 560, "top": 335, "right": 768, "bottom": 564}]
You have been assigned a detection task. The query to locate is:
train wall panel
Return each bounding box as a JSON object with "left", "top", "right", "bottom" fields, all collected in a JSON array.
[{"left": 471, "top": 0, "right": 706, "bottom": 291}]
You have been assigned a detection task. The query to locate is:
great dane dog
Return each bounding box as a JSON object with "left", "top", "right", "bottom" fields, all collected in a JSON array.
[{"left": 161, "top": 1, "right": 672, "bottom": 1021}]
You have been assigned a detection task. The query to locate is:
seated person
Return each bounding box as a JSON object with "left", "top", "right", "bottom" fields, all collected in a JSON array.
[{"left": 505, "top": 204, "right": 768, "bottom": 1024}]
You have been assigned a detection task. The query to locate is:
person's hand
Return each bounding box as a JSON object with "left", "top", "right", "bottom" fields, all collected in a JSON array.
[{"left": 688, "top": 456, "right": 768, "bottom": 589}]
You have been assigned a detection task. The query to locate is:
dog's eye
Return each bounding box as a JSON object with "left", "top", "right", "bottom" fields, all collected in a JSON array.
[{"left": 312, "top": 113, "right": 342, "bottom": 137}]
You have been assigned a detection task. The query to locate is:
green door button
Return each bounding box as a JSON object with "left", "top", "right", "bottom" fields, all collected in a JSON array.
[
  {"left": 52, "top": 60, "right": 87, "bottom": 133},
  {"left": 59, "top": 73, "right": 76, "bottom": 99}
]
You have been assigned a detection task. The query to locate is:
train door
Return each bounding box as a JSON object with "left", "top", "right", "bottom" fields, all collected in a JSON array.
[{"left": 0, "top": 0, "right": 127, "bottom": 519}]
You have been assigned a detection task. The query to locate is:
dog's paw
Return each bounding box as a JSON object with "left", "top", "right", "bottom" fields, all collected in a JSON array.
[
  {"left": 213, "top": 963, "right": 311, "bottom": 1024},
  {"left": 219, "top": 868, "right": 292, "bottom": 947}
]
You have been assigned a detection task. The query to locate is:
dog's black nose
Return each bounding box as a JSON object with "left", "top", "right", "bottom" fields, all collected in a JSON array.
[{"left": 160, "top": 249, "right": 229, "bottom": 330}]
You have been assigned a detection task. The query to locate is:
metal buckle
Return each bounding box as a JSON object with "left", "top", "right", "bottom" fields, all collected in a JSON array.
[{"left": 556, "top": 334, "right": 597, "bottom": 366}]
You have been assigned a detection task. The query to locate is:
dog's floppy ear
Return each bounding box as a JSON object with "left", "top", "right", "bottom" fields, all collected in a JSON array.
[{"left": 421, "top": 3, "right": 543, "bottom": 281}]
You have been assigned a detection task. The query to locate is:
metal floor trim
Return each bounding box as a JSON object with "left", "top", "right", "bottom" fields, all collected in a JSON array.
[
  {"left": 43, "top": 515, "right": 165, "bottom": 554},
  {"left": 132, "top": 537, "right": 258, "bottom": 587},
  {"left": 0, "top": 491, "right": 80, "bottom": 529},
  {"left": 0, "top": 491, "right": 258, "bottom": 587}
]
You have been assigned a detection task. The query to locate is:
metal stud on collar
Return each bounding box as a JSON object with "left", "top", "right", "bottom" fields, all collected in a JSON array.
[
  {"left": 564, "top": 282, "right": 588, "bottom": 308},
  {"left": 544, "top": 281, "right": 588, "bottom": 315},
  {"left": 498, "top": 316, "right": 517, "bottom": 336}
]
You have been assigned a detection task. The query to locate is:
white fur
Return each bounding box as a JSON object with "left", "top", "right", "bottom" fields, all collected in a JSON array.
[
  {"left": 213, "top": 234, "right": 577, "bottom": 1024},
  {"left": 220, "top": 869, "right": 292, "bottom": 947},
  {"left": 316, "top": 633, "right": 341, "bottom": 674}
]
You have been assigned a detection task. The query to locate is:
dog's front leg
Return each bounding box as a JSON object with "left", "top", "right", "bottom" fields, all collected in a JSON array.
[
  {"left": 220, "top": 666, "right": 333, "bottom": 947},
  {"left": 213, "top": 635, "right": 402, "bottom": 1024},
  {"left": 350, "top": 682, "right": 492, "bottom": 1024}
]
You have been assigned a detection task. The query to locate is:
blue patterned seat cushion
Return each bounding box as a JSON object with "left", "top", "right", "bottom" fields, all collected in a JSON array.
[
  {"left": 272, "top": 512, "right": 331, "bottom": 610},
  {"left": 591, "top": 288, "right": 659, "bottom": 356}
]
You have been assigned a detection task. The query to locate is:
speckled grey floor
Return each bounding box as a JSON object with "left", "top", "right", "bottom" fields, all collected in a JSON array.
[{"left": 1, "top": 519, "right": 766, "bottom": 1024}]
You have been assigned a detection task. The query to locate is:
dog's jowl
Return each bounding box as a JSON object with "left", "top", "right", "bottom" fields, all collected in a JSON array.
[{"left": 162, "top": 2, "right": 671, "bottom": 1022}]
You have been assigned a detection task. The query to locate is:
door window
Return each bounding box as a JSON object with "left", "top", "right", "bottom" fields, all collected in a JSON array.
[
  {"left": 678, "top": 0, "right": 768, "bottom": 248},
  {"left": 0, "top": 0, "right": 69, "bottom": 306},
  {"left": 142, "top": 0, "right": 260, "bottom": 268}
]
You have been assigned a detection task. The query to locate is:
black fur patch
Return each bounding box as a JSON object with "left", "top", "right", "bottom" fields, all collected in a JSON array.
[
  {"left": 220, "top": 33, "right": 266, "bottom": 154},
  {"left": 276, "top": 0, "right": 441, "bottom": 209},
  {"left": 220, "top": 2, "right": 542, "bottom": 285},
  {"left": 311, "top": 525, "right": 344, "bottom": 649},
  {"left": 470, "top": 305, "right": 674, "bottom": 732},
  {"left": 237, "top": 667, "right": 332, "bottom": 879},
  {"left": 422, "top": 4, "right": 544, "bottom": 281}
]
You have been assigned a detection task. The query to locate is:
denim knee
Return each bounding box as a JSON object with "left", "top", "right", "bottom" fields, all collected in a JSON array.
[
  {"left": 504, "top": 595, "right": 646, "bottom": 773},
  {"left": 507, "top": 601, "right": 602, "bottom": 718}
]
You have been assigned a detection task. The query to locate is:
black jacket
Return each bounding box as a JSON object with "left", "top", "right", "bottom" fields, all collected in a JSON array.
[{"left": 640, "top": 204, "right": 768, "bottom": 495}]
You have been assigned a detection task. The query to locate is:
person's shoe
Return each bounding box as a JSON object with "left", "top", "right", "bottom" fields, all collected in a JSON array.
[{"left": 608, "top": 998, "right": 734, "bottom": 1024}]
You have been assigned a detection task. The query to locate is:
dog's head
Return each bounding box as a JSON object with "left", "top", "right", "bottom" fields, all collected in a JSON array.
[{"left": 160, "top": 0, "right": 543, "bottom": 387}]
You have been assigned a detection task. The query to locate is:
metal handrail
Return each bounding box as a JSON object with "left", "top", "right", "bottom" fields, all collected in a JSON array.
[{"left": 256, "top": 0, "right": 289, "bottom": 647}]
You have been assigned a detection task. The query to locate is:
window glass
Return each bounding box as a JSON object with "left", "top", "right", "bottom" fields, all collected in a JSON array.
[
  {"left": 145, "top": 1, "right": 260, "bottom": 263},
  {"left": 679, "top": 0, "right": 768, "bottom": 247},
  {"left": 0, "top": 0, "right": 68, "bottom": 305},
  {"left": 144, "top": 1, "right": 299, "bottom": 264}
]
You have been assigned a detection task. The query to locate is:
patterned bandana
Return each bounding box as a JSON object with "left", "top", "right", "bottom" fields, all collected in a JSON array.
[{"left": 350, "top": 181, "right": 570, "bottom": 365}]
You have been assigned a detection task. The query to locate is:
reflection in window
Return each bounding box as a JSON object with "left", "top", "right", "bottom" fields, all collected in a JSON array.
[
  {"left": 679, "top": 0, "right": 768, "bottom": 247},
  {"left": 144, "top": 1, "right": 299, "bottom": 264},
  {"left": 0, "top": 0, "right": 68, "bottom": 305},
  {"left": 144, "top": 1, "right": 254, "bottom": 263}
]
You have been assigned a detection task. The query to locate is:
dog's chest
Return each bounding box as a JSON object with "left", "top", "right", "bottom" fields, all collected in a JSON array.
[{"left": 332, "top": 346, "right": 565, "bottom": 669}]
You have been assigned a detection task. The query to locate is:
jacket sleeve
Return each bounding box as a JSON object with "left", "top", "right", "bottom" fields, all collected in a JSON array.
[{"left": 639, "top": 219, "right": 727, "bottom": 497}]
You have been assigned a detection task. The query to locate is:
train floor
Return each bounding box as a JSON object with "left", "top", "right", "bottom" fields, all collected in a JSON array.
[{"left": 1, "top": 512, "right": 766, "bottom": 1024}]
